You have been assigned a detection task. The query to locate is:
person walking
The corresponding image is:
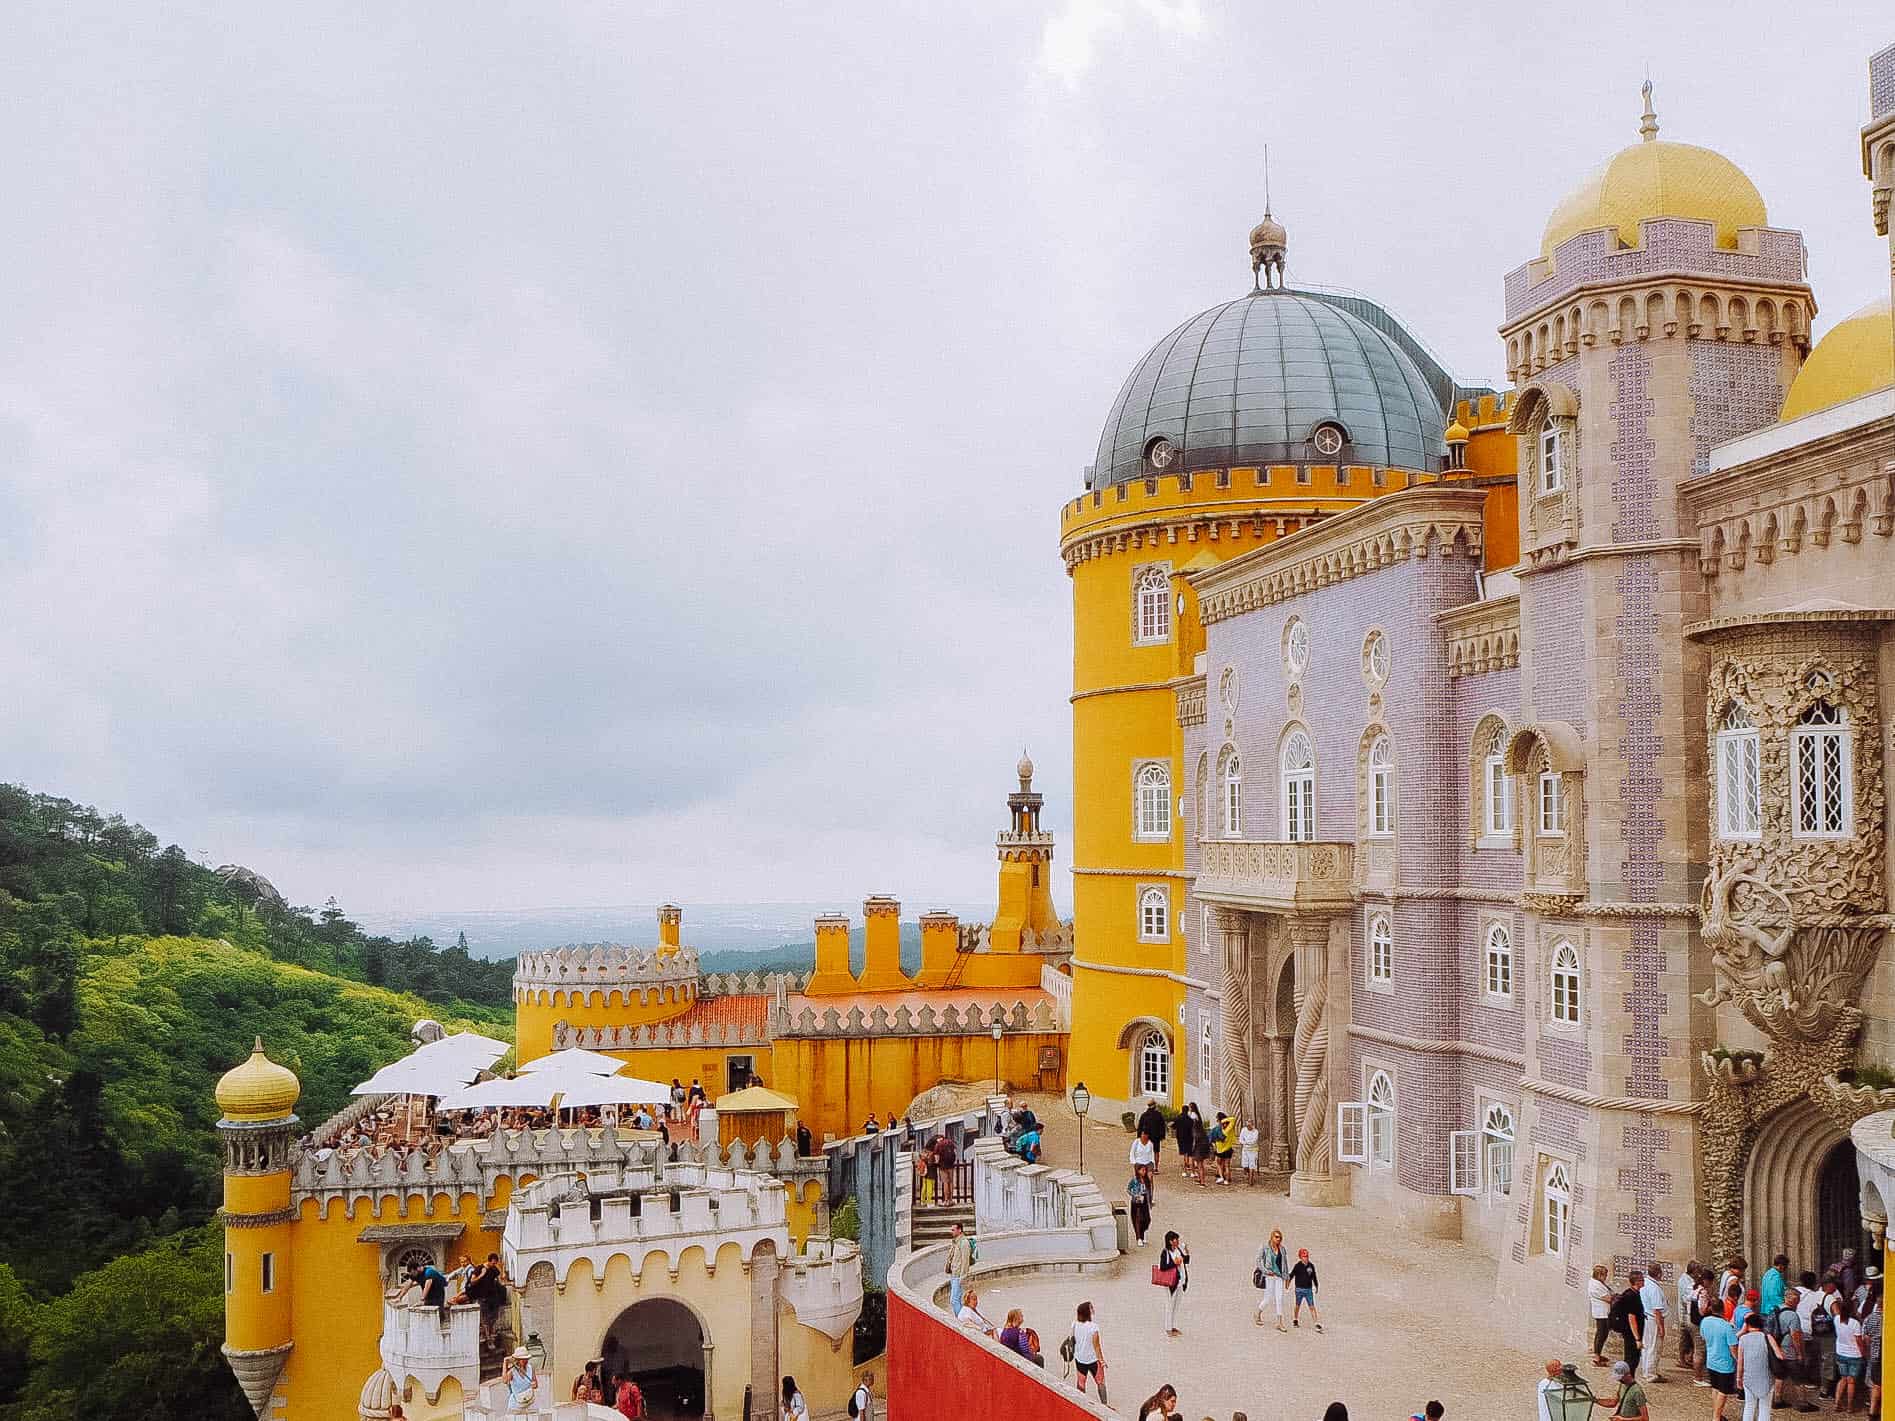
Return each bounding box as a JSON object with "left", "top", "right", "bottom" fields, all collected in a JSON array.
[
  {"left": 1138, "top": 1100, "right": 1167, "bottom": 1173},
  {"left": 1156, "top": 1230, "right": 1189, "bottom": 1337},
  {"left": 1701, "top": 1302, "right": 1739, "bottom": 1421},
  {"left": 780, "top": 1377, "right": 808, "bottom": 1421},
  {"left": 1254, "top": 1229, "right": 1289, "bottom": 1331},
  {"left": 1589, "top": 1264, "right": 1616, "bottom": 1365},
  {"left": 1237, "top": 1119, "right": 1260, "bottom": 1185},
  {"left": 1609, "top": 1272, "right": 1647, "bottom": 1376},
  {"left": 1638, "top": 1263, "right": 1668, "bottom": 1382},
  {"left": 849, "top": 1372, "right": 874, "bottom": 1421},
  {"left": 1609, "top": 1360, "right": 1650, "bottom": 1421},
  {"left": 1734, "top": 1311, "right": 1784, "bottom": 1421},
  {"left": 1833, "top": 1296, "right": 1866, "bottom": 1415},
  {"left": 1127, "top": 1168, "right": 1152, "bottom": 1247},
  {"left": 1188, "top": 1104, "right": 1213, "bottom": 1183},
  {"left": 1289, "top": 1247, "right": 1323, "bottom": 1332},
  {"left": 1209, "top": 1112, "right": 1234, "bottom": 1184},
  {"left": 1172, "top": 1108, "right": 1198, "bottom": 1184},
  {"left": 1680, "top": 1262, "right": 1705, "bottom": 1378},
  {"left": 1772, "top": 1287, "right": 1817, "bottom": 1414},
  {"left": 503, "top": 1348, "right": 539, "bottom": 1415},
  {"left": 1131, "top": 1128, "right": 1157, "bottom": 1172},
  {"left": 1071, "top": 1300, "right": 1107, "bottom": 1404},
  {"left": 945, "top": 1222, "right": 972, "bottom": 1316},
  {"left": 1762, "top": 1255, "right": 1789, "bottom": 1318}
]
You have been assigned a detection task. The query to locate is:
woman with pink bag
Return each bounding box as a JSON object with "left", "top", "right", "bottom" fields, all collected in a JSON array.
[{"left": 1153, "top": 1230, "right": 1190, "bottom": 1337}]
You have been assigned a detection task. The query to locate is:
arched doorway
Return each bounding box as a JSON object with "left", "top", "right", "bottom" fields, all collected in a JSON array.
[
  {"left": 603, "top": 1297, "right": 705, "bottom": 1421},
  {"left": 1744, "top": 1097, "right": 1867, "bottom": 1276}
]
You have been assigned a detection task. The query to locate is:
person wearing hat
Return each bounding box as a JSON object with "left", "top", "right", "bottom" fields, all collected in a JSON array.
[
  {"left": 1608, "top": 1359, "right": 1649, "bottom": 1421},
  {"left": 503, "top": 1346, "right": 539, "bottom": 1414}
]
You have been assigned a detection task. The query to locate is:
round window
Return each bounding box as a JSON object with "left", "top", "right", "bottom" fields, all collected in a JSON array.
[
  {"left": 1364, "top": 630, "right": 1390, "bottom": 686},
  {"left": 1218, "top": 666, "right": 1239, "bottom": 712},
  {"left": 1311, "top": 423, "right": 1345, "bottom": 457},
  {"left": 1284, "top": 618, "right": 1310, "bottom": 678},
  {"left": 1146, "top": 436, "right": 1177, "bottom": 470}
]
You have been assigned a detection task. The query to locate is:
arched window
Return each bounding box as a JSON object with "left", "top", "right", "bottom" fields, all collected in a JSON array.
[
  {"left": 1368, "top": 735, "right": 1395, "bottom": 837},
  {"left": 1539, "top": 420, "right": 1567, "bottom": 494},
  {"left": 1482, "top": 1104, "right": 1516, "bottom": 1200},
  {"left": 1220, "top": 748, "right": 1244, "bottom": 839},
  {"left": 1484, "top": 923, "right": 1513, "bottom": 999},
  {"left": 1792, "top": 689, "right": 1852, "bottom": 838},
  {"left": 1543, "top": 1159, "right": 1572, "bottom": 1255},
  {"left": 1139, "top": 1031, "right": 1171, "bottom": 1099},
  {"left": 1368, "top": 913, "right": 1392, "bottom": 985},
  {"left": 1135, "top": 762, "right": 1171, "bottom": 840},
  {"left": 1549, "top": 940, "right": 1581, "bottom": 1025},
  {"left": 1138, "top": 886, "right": 1169, "bottom": 942},
  {"left": 1133, "top": 566, "right": 1171, "bottom": 644},
  {"left": 1367, "top": 1070, "right": 1395, "bottom": 1168},
  {"left": 1282, "top": 731, "right": 1315, "bottom": 842},
  {"left": 1480, "top": 720, "right": 1512, "bottom": 838},
  {"left": 1716, "top": 703, "right": 1761, "bottom": 840}
]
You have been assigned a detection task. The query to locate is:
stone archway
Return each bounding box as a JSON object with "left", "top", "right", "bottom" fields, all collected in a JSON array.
[
  {"left": 603, "top": 1297, "right": 707, "bottom": 1421},
  {"left": 1744, "top": 1094, "right": 1856, "bottom": 1275}
]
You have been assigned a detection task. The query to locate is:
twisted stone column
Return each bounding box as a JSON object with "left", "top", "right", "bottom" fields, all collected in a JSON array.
[
  {"left": 1289, "top": 915, "right": 1345, "bottom": 1205},
  {"left": 1217, "top": 909, "right": 1253, "bottom": 1121},
  {"left": 1269, "top": 1036, "right": 1293, "bottom": 1171}
]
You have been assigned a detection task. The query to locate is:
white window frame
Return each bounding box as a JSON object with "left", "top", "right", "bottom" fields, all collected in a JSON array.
[
  {"left": 1137, "top": 886, "right": 1169, "bottom": 943},
  {"left": 1543, "top": 1159, "right": 1572, "bottom": 1256},
  {"left": 1134, "top": 760, "right": 1172, "bottom": 841},
  {"left": 1282, "top": 731, "right": 1315, "bottom": 843},
  {"left": 1716, "top": 704, "right": 1761, "bottom": 841},
  {"left": 1791, "top": 704, "right": 1853, "bottom": 840},
  {"left": 1133, "top": 565, "right": 1172, "bottom": 645},
  {"left": 1336, "top": 1100, "right": 1367, "bottom": 1165},
  {"left": 1221, "top": 750, "right": 1244, "bottom": 839},
  {"left": 1539, "top": 423, "right": 1565, "bottom": 495},
  {"left": 1449, "top": 1129, "right": 1480, "bottom": 1196},
  {"left": 1549, "top": 939, "right": 1581, "bottom": 1026},
  {"left": 1537, "top": 772, "right": 1564, "bottom": 836},
  {"left": 1482, "top": 1102, "right": 1516, "bottom": 1201},
  {"left": 1198, "top": 1012, "right": 1213, "bottom": 1087},
  {"left": 1366, "top": 1070, "right": 1395, "bottom": 1169},
  {"left": 1367, "top": 913, "right": 1393, "bottom": 987},
  {"left": 1368, "top": 735, "right": 1395, "bottom": 837},
  {"left": 1483, "top": 922, "right": 1513, "bottom": 1000},
  {"left": 1139, "top": 1031, "right": 1171, "bottom": 1100},
  {"left": 1485, "top": 752, "right": 1513, "bottom": 837}
]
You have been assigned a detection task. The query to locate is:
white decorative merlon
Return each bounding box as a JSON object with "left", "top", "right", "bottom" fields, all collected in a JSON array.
[
  {"left": 554, "top": 1018, "right": 769, "bottom": 1051},
  {"left": 772, "top": 997, "right": 1059, "bottom": 1039},
  {"left": 513, "top": 943, "right": 701, "bottom": 995},
  {"left": 971, "top": 1137, "right": 1118, "bottom": 1259},
  {"left": 380, "top": 1301, "right": 480, "bottom": 1405},
  {"left": 780, "top": 1234, "right": 866, "bottom": 1341}
]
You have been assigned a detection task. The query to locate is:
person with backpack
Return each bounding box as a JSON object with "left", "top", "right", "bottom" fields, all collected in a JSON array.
[
  {"left": 1070, "top": 1300, "right": 1107, "bottom": 1404},
  {"left": 998, "top": 1310, "right": 1042, "bottom": 1366},
  {"left": 1608, "top": 1360, "right": 1649, "bottom": 1421},
  {"left": 1772, "top": 1286, "right": 1817, "bottom": 1413},
  {"left": 1734, "top": 1311, "right": 1783, "bottom": 1421},
  {"left": 933, "top": 1132, "right": 960, "bottom": 1205},
  {"left": 848, "top": 1371, "right": 874, "bottom": 1421},
  {"left": 945, "top": 1222, "right": 972, "bottom": 1316},
  {"left": 1210, "top": 1112, "right": 1234, "bottom": 1184},
  {"left": 1156, "top": 1230, "right": 1190, "bottom": 1336},
  {"left": 1253, "top": 1228, "right": 1288, "bottom": 1331},
  {"left": 1171, "top": 1109, "right": 1198, "bottom": 1184}
]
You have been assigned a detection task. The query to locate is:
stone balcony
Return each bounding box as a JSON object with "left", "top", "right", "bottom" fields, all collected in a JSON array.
[
  {"left": 380, "top": 1300, "right": 481, "bottom": 1406},
  {"left": 1192, "top": 839, "right": 1355, "bottom": 914}
]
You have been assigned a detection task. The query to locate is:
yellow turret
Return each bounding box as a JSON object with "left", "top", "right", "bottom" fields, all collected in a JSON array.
[{"left": 218, "top": 1039, "right": 299, "bottom": 1418}]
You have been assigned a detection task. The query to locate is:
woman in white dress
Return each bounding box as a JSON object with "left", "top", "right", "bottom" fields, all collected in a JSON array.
[{"left": 1237, "top": 1120, "right": 1260, "bottom": 1185}]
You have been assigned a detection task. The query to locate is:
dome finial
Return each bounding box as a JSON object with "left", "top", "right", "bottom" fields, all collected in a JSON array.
[
  {"left": 1249, "top": 145, "right": 1288, "bottom": 291},
  {"left": 1639, "top": 77, "right": 1659, "bottom": 142}
]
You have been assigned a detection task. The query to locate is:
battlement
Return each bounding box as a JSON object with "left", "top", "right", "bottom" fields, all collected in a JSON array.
[
  {"left": 956, "top": 921, "right": 1071, "bottom": 954},
  {"left": 1452, "top": 391, "right": 1513, "bottom": 431},
  {"left": 553, "top": 1012, "right": 770, "bottom": 1051},
  {"left": 1503, "top": 217, "right": 1810, "bottom": 326},
  {"left": 772, "top": 995, "right": 1059, "bottom": 1039},
  {"left": 513, "top": 942, "right": 701, "bottom": 1001},
  {"left": 289, "top": 1124, "right": 822, "bottom": 1219},
  {"left": 1059, "top": 463, "right": 1423, "bottom": 561}
]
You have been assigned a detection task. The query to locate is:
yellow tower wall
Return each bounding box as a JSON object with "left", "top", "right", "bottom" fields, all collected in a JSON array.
[
  {"left": 515, "top": 981, "right": 696, "bottom": 1064},
  {"left": 807, "top": 916, "right": 854, "bottom": 996},
  {"left": 858, "top": 898, "right": 906, "bottom": 992},
  {"left": 915, "top": 913, "right": 959, "bottom": 988},
  {"left": 769, "top": 1031, "right": 1062, "bottom": 1139}
]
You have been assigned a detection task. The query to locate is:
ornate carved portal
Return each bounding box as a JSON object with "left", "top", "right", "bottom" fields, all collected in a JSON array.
[
  {"left": 1694, "top": 635, "right": 1891, "bottom": 1262},
  {"left": 1217, "top": 910, "right": 1253, "bottom": 1123}
]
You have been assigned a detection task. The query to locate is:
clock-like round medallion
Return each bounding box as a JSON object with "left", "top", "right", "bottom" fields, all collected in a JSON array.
[
  {"left": 1146, "top": 436, "right": 1177, "bottom": 470},
  {"left": 1311, "top": 423, "right": 1345, "bottom": 457}
]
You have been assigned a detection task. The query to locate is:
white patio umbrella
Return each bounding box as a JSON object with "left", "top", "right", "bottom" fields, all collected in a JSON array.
[
  {"left": 437, "top": 1074, "right": 568, "bottom": 1112},
  {"left": 413, "top": 1032, "right": 509, "bottom": 1068},
  {"left": 517, "top": 1048, "right": 626, "bottom": 1076},
  {"left": 351, "top": 1054, "right": 486, "bottom": 1097},
  {"left": 550, "top": 1075, "right": 674, "bottom": 1110}
]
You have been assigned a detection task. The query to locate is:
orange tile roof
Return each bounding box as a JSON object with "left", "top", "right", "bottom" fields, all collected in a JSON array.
[{"left": 668, "top": 993, "right": 770, "bottom": 1037}]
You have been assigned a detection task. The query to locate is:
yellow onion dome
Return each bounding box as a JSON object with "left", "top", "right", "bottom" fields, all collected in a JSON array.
[
  {"left": 216, "top": 1037, "right": 301, "bottom": 1121},
  {"left": 1444, "top": 419, "right": 1470, "bottom": 444},
  {"left": 1780, "top": 296, "right": 1894, "bottom": 422},
  {"left": 1541, "top": 86, "right": 1765, "bottom": 263}
]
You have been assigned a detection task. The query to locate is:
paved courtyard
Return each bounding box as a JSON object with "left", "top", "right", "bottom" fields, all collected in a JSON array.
[{"left": 960, "top": 1094, "right": 1725, "bottom": 1419}]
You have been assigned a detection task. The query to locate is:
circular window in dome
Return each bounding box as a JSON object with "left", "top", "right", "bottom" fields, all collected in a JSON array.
[
  {"left": 1311, "top": 423, "right": 1346, "bottom": 458},
  {"left": 1284, "top": 618, "right": 1310, "bottom": 679},
  {"left": 1219, "top": 666, "right": 1239, "bottom": 712},
  {"left": 1145, "top": 435, "right": 1178, "bottom": 470},
  {"left": 1363, "top": 630, "right": 1390, "bottom": 687}
]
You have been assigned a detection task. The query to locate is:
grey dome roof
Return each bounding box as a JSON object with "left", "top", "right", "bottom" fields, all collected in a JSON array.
[{"left": 1090, "top": 289, "right": 1450, "bottom": 489}]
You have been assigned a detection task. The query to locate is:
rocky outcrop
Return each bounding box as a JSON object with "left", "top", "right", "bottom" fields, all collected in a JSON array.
[{"left": 217, "top": 865, "right": 288, "bottom": 912}]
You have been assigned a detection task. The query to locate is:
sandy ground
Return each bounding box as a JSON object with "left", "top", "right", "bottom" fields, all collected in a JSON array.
[{"left": 956, "top": 1091, "right": 1726, "bottom": 1420}]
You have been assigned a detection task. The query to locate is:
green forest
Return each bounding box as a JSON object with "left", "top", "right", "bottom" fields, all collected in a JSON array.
[{"left": 0, "top": 785, "right": 518, "bottom": 1419}]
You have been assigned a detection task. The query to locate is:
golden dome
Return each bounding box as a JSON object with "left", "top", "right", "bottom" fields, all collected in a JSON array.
[
  {"left": 1444, "top": 419, "right": 1470, "bottom": 443},
  {"left": 216, "top": 1037, "right": 301, "bottom": 1122},
  {"left": 1780, "top": 297, "right": 1894, "bottom": 422},
  {"left": 1541, "top": 85, "right": 1765, "bottom": 261}
]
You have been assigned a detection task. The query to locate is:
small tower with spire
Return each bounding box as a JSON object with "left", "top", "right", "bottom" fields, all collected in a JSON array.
[
  {"left": 1249, "top": 147, "right": 1288, "bottom": 290},
  {"left": 217, "top": 1038, "right": 301, "bottom": 1417},
  {"left": 989, "top": 751, "right": 1062, "bottom": 952},
  {"left": 1639, "top": 78, "right": 1660, "bottom": 142}
]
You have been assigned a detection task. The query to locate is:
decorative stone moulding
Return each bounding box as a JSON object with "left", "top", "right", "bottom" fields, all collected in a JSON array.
[
  {"left": 513, "top": 942, "right": 701, "bottom": 991},
  {"left": 1691, "top": 459, "right": 1895, "bottom": 577},
  {"left": 1813, "top": 1073, "right": 1895, "bottom": 1131},
  {"left": 1176, "top": 678, "right": 1207, "bottom": 728},
  {"left": 554, "top": 1019, "right": 768, "bottom": 1051},
  {"left": 1438, "top": 596, "right": 1522, "bottom": 679},
  {"left": 771, "top": 998, "right": 1060, "bottom": 1040},
  {"left": 1192, "top": 839, "right": 1353, "bottom": 913}
]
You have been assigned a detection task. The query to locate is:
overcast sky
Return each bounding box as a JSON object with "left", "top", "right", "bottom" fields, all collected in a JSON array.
[{"left": 2, "top": 3, "right": 1887, "bottom": 915}]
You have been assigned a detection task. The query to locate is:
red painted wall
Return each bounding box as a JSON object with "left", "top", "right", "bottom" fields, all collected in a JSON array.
[{"left": 886, "top": 1290, "right": 1102, "bottom": 1421}]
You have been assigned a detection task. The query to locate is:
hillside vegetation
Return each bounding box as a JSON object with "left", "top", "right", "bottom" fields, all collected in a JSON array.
[{"left": 0, "top": 785, "right": 515, "bottom": 1419}]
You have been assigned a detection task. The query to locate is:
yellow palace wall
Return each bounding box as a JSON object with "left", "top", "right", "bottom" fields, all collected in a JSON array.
[
  {"left": 516, "top": 984, "right": 696, "bottom": 1065},
  {"left": 759, "top": 1032, "right": 1062, "bottom": 1140}
]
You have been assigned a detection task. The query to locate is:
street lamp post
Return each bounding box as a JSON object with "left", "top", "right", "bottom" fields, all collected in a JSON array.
[
  {"left": 990, "top": 1022, "right": 1003, "bottom": 1095},
  {"left": 1070, "top": 1081, "right": 1091, "bottom": 1175}
]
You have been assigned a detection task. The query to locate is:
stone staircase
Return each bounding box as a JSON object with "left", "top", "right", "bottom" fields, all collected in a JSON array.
[{"left": 910, "top": 1200, "right": 974, "bottom": 1248}]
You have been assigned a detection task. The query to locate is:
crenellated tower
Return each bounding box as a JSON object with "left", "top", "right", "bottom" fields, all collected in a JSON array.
[
  {"left": 989, "top": 752, "right": 1061, "bottom": 952},
  {"left": 217, "top": 1038, "right": 301, "bottom": 1419}
]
